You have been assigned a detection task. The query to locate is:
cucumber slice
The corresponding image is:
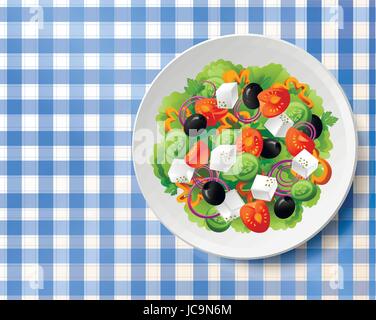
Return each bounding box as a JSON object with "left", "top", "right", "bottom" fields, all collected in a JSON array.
[
  {"left": 291, "top": 180, "right": 317, "bottom": 201},
  {"left": 231, "top": 153, "right": 260, "bottom": 181},
  {"left": 206, "top": 216, "right": 231, "bottom": 232},
  {"left": 286, "top": 101, "right": 312, "bottom": 123}
]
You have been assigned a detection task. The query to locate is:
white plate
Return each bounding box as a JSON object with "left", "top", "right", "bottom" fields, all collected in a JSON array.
[{"left": 132, "top": 35, "right": 357, "bottom": 259}]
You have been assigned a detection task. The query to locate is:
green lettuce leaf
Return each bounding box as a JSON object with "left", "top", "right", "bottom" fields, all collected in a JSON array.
[
  {"left": 230, "top": 217, "right": 250, "bottom": 233},
  {"left": 155, "top": 91, "right": 190, "bottom": 133},
  {"left": 196, "top": 59, "right": 243, "bottom": 82},
  {"left": 314, "top": 129, "right": 333, "bottom": 159},
  {"left": 307, "top": 87, "right": 324, "bottom": 116},
  {"left": 248, "top": 63, "right": 290, "bottom": 89}
]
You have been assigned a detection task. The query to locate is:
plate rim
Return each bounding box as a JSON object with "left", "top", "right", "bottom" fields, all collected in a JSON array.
[{"left": 132, "top": 34, "right": 358, "bottom": 260}]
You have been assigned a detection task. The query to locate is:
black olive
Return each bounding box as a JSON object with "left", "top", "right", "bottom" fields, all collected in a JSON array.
[
  {"left": 310, "top": 114, "right": 323, "bottom": 139},
  {"left": 261, "top": 139, "right": 281, "bottom": 159},
  {"left": 202, "top": 181, "right": 226, "bottom": 206},
  {"left": 184, "top": 114, "right": 207, "bottom": 136},
  {"left": 274, "top": 196, "right": 295, "bottom": 219},
  {"left": 242, "top": 83, "right": 263, "bottom": 109}
]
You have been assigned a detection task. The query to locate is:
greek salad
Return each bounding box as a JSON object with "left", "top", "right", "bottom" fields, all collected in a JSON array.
[{"left": 152, "top": 60, "right": 338, "bottom": 233}]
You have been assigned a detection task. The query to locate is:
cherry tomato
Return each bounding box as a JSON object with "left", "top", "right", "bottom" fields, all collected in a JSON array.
[
  {"left": 240, "top": 200, "right": 270, "bottom": 233},
  {"left": 184, "top": 140, "right": 210, "bottom": 168},
  {"left": 285, "top": 127, "right": 315, "bottom": 156},
  {"left": 236, "top": 127, "right": 263, "bottom": 157},
  {"left": 258, "top": 87, "right": 290, "bottom": 118},
  {"left": 195, "top": 98, "right": 228, "bottom": 126}
]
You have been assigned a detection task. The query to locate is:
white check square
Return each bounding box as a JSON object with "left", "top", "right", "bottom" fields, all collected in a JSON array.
[
  {"left": 53, "top": 22, "right": 70, "bottom": 39},
  {"left": 84, "top": 54, "right": 100, "bottom": 69},
  {"left": 54, "top": 53, "right": 70, "bottom": 69},
  {"left": 84, "top": 22, "right": 100, "bottom": 39},
  {"left": 114, "top": 22, "right": 131, "bottom": 38},
  {"left": 54, "top": 84, "right": 69, "bottom": 100},
  {"left": 23, "top": 84, "right": 38, "bottom": 99},
  {"left": 22, "top": 53, "right": 38, "bottom": 69}
]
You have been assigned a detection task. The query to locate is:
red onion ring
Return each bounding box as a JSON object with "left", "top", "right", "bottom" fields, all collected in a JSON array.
[
  {"left": 268, "top": 160, "right": 296, "bottom": 196},
  {"left": 187, "top": 177, "right": 229, "bottom": 219},
  {"left": 178, "top": 96, "right": 205, "bottom": 125},
  {"left": 202, "top": 80, "right": 217, "bottom": 98},
  {"left": 233, "top": 99, "right": 261, "bottom": 123},
  {"left": 275, "top": 190, "right": 291, "bottom": 197},
  {"left": 294, "top": 121, "right": 317, "bottom": 140},
  {"left": 276, "top": 164, "right": 298, "bottom": 187},
  {"left": 178, "top": 81, "right": 218, "bottom": 126},
  {"left": 268, "top": 159, "right": 293, "bottom": 178},
  {"left": 192, "top": 165, "right": 219, "bottom": 189}
]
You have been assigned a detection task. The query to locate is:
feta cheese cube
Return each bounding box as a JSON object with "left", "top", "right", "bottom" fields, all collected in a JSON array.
[
  {"left": 215, "top": 190, "right": 244, "bottom": 222},
  {"left": 168, "top": 159, "right": 195, "bottom": 183},
  {"left": 291, "top": 149, "right": 318, "bottom": 178},
  {"left": 264, "top": 112, "right": 294, "bottom": 137},
  {"left": 251, "top": 174, "right": 278, "bottom": 201},
  {"left": 216, "top": 82, "right": 238, "bottom": 109},
  {"left": 209, "top": 145, "right": 237, "bottom": 172}
]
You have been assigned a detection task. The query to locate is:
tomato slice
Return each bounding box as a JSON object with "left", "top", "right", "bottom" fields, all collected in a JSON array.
[
  {"left": 195, "top": 98, "right": 228, "bottom": 126},
  {"left": 258, "top": 87, "right": 290, "bottom": 118},
  {"left": 185, "top": 140, "right": 210, "bottom": 168},
  {"left": 240, "top": 200, "right": 270, "bottom": 233},
  {"left": 285, "top": 127, "right": 315, "bottom": 156},
  {"left": 236, "top": 127, "right": 263, "bottom": 157}
]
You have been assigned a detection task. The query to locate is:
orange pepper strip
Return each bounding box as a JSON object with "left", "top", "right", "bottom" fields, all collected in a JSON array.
[
  {"left": 217, "top": 112, "right": 238, "bottom": 133},
  {"left": 223, "top": 70, "right": 239, "bottom": 83},
  {"left": 311, "top": 149, "right": 332, "bottom": 185},
  {"left": 235, "top": 181, "right": 253, "bottom": 203},
  {"left": 239, "top": 69, "right": 250, "bottom": 84},
  {"left": 165, "top": 108, "right": 179, "bottom": 132},
  {"left": 290, "top": 169, "right": 306, "bottom": 180},
  {"left": 236, "top": 181, "right": 248, "bottom": 197},
  {"left": 246, "top": 193, "right": 254, "bottom": 203},
  {"left": 238, "top": 111, "right": 251, "bottom": 119},
  {"left": 165, "top": 107, "right": 191, "bottom": 132},
  {"left": 223, "top": 69, "right": 250, "bottom": 84},
  {"left": 175, "top": 183, "right": 203, "bottom": 206},
  {"left": 273, "top": 77, "right": 314, "bottom": 109}
]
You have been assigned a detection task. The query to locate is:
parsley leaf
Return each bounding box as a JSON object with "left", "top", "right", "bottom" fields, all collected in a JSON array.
[
  {"left": 321, "top": 111, "right": 338, "bottom": 128},
  {"left": 184, "top": 78, "right": 204, "bottom": 96}
]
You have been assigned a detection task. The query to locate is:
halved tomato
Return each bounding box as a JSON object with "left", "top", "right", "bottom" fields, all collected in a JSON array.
[
  {"left": 185, "top": 140, "right": 210, "bottom": 168},
  {"left": 240, "top": 200, "right": 270, "bottom": 233},
  {"left": 236, "top": 127, "right": 263, "bottom": 157},
  {"left": 285, "top": 127, "right": 315, "bottom": 156},
  {"left": 195, "top": 98, "right": 228, "bottom": 126},
  {"left": 258, "top": 87, "right": 290, "bottom": 118}
]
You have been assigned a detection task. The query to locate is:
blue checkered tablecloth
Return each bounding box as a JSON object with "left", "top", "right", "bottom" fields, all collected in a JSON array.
[{"left": 0, "top": 0, "right": 374, "bottom": 300}]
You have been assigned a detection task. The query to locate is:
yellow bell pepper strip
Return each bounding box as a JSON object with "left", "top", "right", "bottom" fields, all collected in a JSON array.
[
  {"left": 223, "top": 69, "right": 250, "bottom": 84},
  {"left": 217, "top": 112, "right": 238, "bottom": 133},
  {"left": 164, "top": 107, "right": 191, "bottom": 132},
  {"left": 175, "top": 183, "right": 203, "bottom": 206},
  {"left": 311, "top": 149, "right": 332, "bottom": 185},
  {"left": 273, "top": 77, "right": 314, "bottom": 109}
]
